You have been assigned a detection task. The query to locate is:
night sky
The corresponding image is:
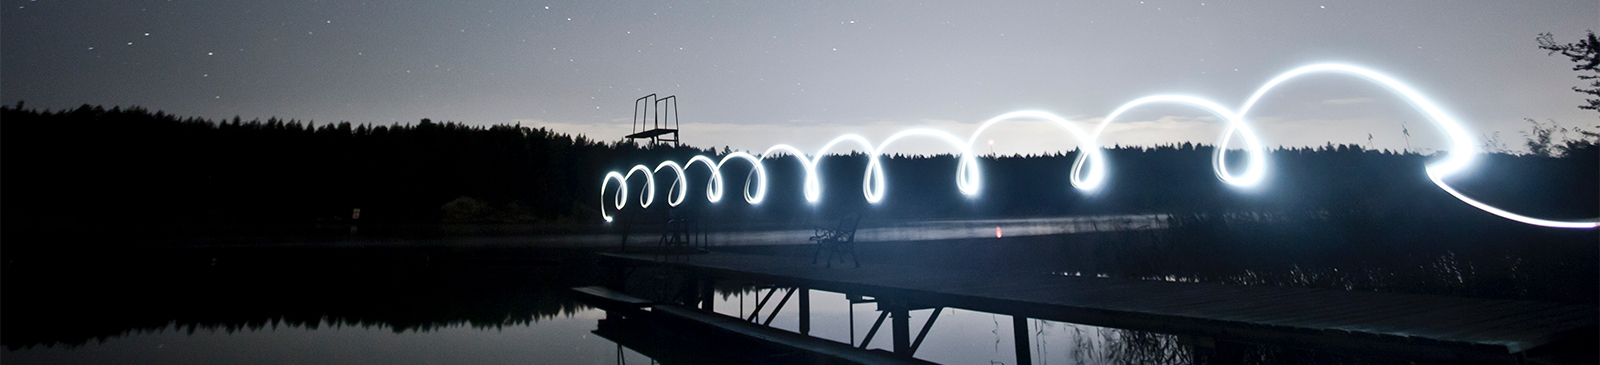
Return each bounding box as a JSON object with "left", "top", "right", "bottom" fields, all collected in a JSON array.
[{"left": 3, "top": 0, "right": 1596, "bottom": 154}]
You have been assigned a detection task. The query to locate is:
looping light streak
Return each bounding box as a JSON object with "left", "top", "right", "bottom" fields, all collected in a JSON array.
[{"left": 598, "top": 63, "right": 1599, "bottom": 229}]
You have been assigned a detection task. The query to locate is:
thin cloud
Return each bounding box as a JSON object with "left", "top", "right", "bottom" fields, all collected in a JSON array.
[{"left": 1321, "top": 97, "right": 1375, "bottom": 105}]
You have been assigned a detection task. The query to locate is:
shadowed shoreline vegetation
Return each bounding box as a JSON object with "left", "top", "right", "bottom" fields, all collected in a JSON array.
[{"left": 2, "top": 104, "right": 1593, "bottom": 227}]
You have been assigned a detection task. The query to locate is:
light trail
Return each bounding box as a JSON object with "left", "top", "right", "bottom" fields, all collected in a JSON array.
[{"left": 599, "top": 63, "right": 1600, "bottom": 229}]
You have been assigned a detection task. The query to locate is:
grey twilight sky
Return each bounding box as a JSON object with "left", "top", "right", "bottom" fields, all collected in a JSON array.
[{"left": 3, "top": 0, "right": 1596, "bottom": 155}]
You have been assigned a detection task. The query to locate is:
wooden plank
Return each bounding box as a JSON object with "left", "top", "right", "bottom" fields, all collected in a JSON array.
[
  {"left": 1331, "top": 300, "right": 1531, "bottom": 334},
  {"left": 570, "top": 285, "right": 654, "bottom": 316},
  {"left": 1446, "top": 309, "right": 1590, "bottom": 349},
  {"left": 1020, "top": 278, "right": 1188, "bottom": 308},
  {"left": 572, "top": 286, "right": 652, "bottom": 307},
  {"left": 1164, "top": 286, "right": 1354, "bottom": 323},
  {"left": 1210, "top": 289, "right": 1367, "bottom": 323},
  {"left": 1388, "top": 301, "right": 1570, "bottom": 339},
  {"left": 1240, "top": 291, "right": 1450, "bottom": 326},
  {"left": 1450, "top": 307, "right": 1597, "bottom": 351},
  {"left": 1117, "top": 283, "right": 1312, "bottom": 317}
]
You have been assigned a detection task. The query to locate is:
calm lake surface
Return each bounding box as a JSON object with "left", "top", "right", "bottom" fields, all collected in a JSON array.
[
  {"left": 2, "top": 260, "right": 1179, "bottom": 364},
  {"left": 5, "top": 216, "right": 1589, "bottom": 364},
  {"left": 4, "top": 286, "right": 1148, "bottom": 365},
  {"left": 2, "top": 218, "right": 1167, "bottom": 365}
]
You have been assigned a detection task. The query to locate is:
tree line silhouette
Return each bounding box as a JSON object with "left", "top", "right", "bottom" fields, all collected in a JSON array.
[
  {"left": 1, "top": 103, "right": 700, "bottom": 225},
  {"left": 1, "top": 103, "right": 1593, "bottom": 229}
]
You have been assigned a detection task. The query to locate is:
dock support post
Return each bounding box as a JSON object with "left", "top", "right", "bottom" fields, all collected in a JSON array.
[
  {"left": 698, "top": 278, "right": 714, "bottom": 311},
  {"left": 1013, "top": 315, "right": 1031, "bottom": 365},
  {"left": 798, "top": 286, "right": 811, "bottom": 336},
  {"left": 1180, "top": 335, "right": 1215, "bottom": 363},
  {"left": 609, "top": 263, "right": 627, "bottom": 291},
  {"left": 676, "top": 272, "right": 693, "bottom": 306},
  {"left": 891, "top": 304, "right": 910, "bottom": 356},
  {"left": 848, "top": 301, "right": 855, "bottom": 346}
]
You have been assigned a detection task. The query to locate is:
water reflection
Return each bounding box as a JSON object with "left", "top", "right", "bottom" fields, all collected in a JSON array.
[
  {"left": 1, "top": 248, "right": 606, "bottom": 359},
  {"left": 5, "top": 314, "right": 654, "bottom": 365},
  {"left": 686, "top": 287, "right": 1408, "bottom": 365},
  {"left": 5, "top": 218, "right": 1591, "bottom": 365},
  {"left": 0, "top": 251, "right": 1352, "bottom": 365}
]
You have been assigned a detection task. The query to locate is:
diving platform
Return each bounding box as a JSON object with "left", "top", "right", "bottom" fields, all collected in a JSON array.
[{"left": 626, "top": 94, "right": 681, "bottom": 147}]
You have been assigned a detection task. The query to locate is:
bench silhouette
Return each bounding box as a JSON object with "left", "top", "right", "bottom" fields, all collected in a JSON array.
[{"left": 811, "top": 213, "right": 861, "bottom": 268}]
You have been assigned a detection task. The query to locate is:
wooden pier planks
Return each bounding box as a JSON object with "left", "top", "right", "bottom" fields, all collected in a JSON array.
[{"left": 602, "top": 251, "right": 1596, "bottom": 361}]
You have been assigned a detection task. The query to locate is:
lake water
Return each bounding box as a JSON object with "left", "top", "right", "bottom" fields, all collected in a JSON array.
[
  {"left": 2, "top": 259, "right": 1192, "bottom": 365},
  {"left": 4, "top": 314, "right": 641, "bottom": 365},
  {"left": 6, "top": 215, "right": 1579, "bottom": 364},
  {"left": 2, "top": 291, "right": 1168, "bottom": 365}
]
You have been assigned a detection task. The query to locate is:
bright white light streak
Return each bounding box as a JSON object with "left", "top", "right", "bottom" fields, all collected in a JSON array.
[
  {"left": 967, "top": 111, "right": 1104, "bottom": 191},
  {"left": 1428, "top": 173, "right": 1599, "bottom": 229},
  {"left": 685, "top": 155, "right": 721, "bottom": 202},
  {"left": 599, "top": 171, "right": 625, "bottom": 222},
  {"left": 1231, "top": 63, "right": 1595, "bottom": 228},
  {"left": 716, "top": 152, "right": 767, "bottom": 204},
  {"left": 812, "top": 134, "right": 881, "bottom": 202},
  {"left": 655, "top": 161, "right": 687, "bottom": 207},
  {"left": 1087, "top": 95, "right": 1269, "bottom": 188},
  {"left": 763, "top": 143, "right": 823, "bottom": 202},
  {"left": 598, "top": 63, "right": 1599, "bottom": 229},
  {"left": 875, "top": 128, "right": 979, "bottom": 201},
  {"left": 597, "top": 165, "right": 655, "bottom": 222},
  {"left": 629, "top": 165, "right": 655, "bottom": 208}
]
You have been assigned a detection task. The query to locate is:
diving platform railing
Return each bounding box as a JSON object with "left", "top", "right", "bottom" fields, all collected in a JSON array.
[{"left": 625, "top": 94, "right": 679, "bottom": 147}]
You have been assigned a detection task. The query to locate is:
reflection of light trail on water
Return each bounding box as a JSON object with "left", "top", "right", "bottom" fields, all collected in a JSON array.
[{"left": 600, "top": 63, "right": 1599, "bottom": 229}]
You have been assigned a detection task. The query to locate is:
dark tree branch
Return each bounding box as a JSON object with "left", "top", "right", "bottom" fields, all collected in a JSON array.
[{"left": 1539, "top": 31, "right": 1600, "bottom": 113}]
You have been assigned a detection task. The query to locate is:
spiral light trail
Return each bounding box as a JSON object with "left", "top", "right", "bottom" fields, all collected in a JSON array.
[{"left": 599, "top": 63, "right": 1599, "bottom": 229}]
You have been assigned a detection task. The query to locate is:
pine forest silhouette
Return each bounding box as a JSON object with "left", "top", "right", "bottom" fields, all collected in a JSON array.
[{"left": 1, "top": 103, "right": 1592, "bottom": 227}]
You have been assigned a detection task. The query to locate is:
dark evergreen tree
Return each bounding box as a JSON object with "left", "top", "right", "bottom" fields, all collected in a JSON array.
[{"left": 1538, "top": 31, "right": 1600, "bottom": 114}]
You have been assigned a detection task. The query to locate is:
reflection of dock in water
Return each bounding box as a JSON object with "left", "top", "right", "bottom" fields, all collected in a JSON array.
[
  {"left": 580, "top": 251, "right": 1596, "bottom": 364},
  {"left": 581, "top": 286, "right": 935, "bottom": 364}
]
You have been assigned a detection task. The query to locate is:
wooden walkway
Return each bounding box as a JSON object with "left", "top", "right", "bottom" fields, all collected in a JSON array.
[{"left": 602, "top": 252, "right": 1596, "bottom": 363}]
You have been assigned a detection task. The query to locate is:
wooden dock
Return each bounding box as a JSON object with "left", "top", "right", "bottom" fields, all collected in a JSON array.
[{"left": 600, "top": 251, "right": 1596, "bottom": 364}]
